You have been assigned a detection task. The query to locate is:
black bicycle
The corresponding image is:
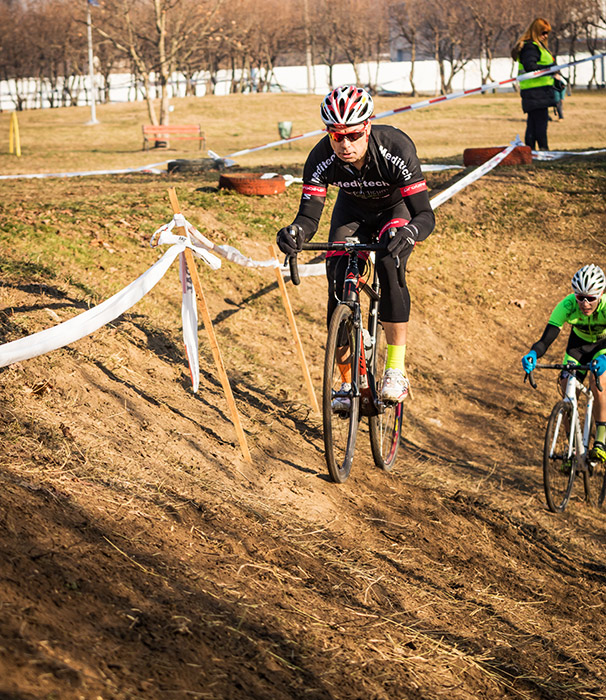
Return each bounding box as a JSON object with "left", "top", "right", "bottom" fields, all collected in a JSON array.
[
  {"left": 526, "top": 363, "right": 606, "bottom": 512},
  {"left": 289, "top": 235, "right": 404, "bottom": 483}
]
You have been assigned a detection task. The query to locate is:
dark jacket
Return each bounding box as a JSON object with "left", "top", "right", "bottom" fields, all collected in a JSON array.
[
  {"left": 292, "top": 124, "right": 434, "bottom": 242},
  {"left": 518, "top": 41, "right": 557, "bottom": 113}
]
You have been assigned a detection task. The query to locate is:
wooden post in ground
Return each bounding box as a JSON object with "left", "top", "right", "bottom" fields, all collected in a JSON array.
[
  {"left": 9, "top": 112, "right": 21, "bottom": 157},
  {"left": 269, "top": 244, "right": 319, "bottom": 414},
  {"left": 168, "top": 187, "right": 252, "bottom": 463}
]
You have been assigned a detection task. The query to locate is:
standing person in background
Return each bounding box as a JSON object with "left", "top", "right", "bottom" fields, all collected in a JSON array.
[{"left": 511, "top": 18, "right": 561, "bottom": 151}]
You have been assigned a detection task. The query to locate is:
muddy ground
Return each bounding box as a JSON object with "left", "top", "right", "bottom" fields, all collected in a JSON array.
[{"left": 1, "top": 158, "right": 606, "bottom": 700}]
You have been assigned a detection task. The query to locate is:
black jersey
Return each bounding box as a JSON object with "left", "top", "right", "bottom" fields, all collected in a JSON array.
[{"left": 292, "top": 124, "right": 431, "bottom": 240}]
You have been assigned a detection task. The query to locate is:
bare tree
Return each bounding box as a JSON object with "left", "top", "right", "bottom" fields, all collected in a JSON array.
[
  {"left": 308, "top": 0, "right": 346, "bottom": 88},
  {"left": 28, "top": 0, "right": 87, "bottom": 109},
  {"left": 0, "top": 0, "right": 37, "bottom": 109},
  {"left": 94, "top": 0, "right": 223, "bottom": 127},
  {"left": 388, "top": 0, "right": 422, "bottom": 95},
  {"left": 467, "top": 0, "right": 523, "bottom": 84},
  {"left": 329, "top": 0, "right": 389, "bottom": 89},
  {"left": 420, "top": 0, "right": 475, "bottom": 94}
]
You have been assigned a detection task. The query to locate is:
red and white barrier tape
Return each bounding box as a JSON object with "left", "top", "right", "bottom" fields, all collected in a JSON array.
[{"left": 217, "top": 53, "right": 605, "bottom": 162}]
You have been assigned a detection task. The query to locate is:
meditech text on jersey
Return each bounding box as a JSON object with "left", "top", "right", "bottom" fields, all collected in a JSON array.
[
  {"left": 311, "top": 154, "right": 337, "bottom": 184},
  {"left": 332, "top": 179, "right": 390, "bottom": 189},
  {"left": 378, "top": 145, "right": 412, "bottom": 179}
]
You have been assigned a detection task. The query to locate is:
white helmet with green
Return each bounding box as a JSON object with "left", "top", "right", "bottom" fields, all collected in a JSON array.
[{"left": 572, "top": 264, "right": 606, "bottom": 297}]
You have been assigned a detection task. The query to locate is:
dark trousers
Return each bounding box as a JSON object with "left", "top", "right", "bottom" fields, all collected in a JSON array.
[{"left": 524, "top": 108, "right": 549, "bottom": 150}]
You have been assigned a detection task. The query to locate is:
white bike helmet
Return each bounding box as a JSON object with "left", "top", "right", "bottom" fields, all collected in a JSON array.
[
  {"left": 320, "top": 85, "right": 374, "bottom": 127},
  {"left": 571, "top": 264, "right": 606, "bottom": 297}
]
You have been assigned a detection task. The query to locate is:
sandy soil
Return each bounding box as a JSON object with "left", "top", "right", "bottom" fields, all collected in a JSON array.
[{"left": 1, "top": 159, "right": 606, "bottom": 700}]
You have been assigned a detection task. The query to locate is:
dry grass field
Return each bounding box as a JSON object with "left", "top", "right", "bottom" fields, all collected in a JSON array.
[
  {"left": 0, "top": 90, "right": 605, "bottom": 700},
  {"left": 1, "top": 90, "right": 605, "bottom": 174}
]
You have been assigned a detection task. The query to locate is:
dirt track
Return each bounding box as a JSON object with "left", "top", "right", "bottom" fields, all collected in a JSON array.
[{"left": 1, "top": 161, "right": 606, "bottom": 699}]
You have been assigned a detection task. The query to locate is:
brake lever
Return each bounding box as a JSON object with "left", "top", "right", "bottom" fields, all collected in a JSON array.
[{"left": 524, "top": 371, "right": 537, "bottom": 389}]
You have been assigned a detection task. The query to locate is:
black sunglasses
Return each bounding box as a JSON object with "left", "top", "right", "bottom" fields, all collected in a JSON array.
[{"left": 576, "top": 294, "right": 599, "bottom": 303}]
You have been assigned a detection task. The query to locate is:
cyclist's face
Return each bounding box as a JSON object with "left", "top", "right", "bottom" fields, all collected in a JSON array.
[
  {"left": 328, "top": 123, "right": 370, "bottom": 167},
  {"left": 576, "top": 294, "right": 601, "bottom": 316}
]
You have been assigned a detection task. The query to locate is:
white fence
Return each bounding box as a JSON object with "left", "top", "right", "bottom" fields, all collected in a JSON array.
[{"left": 1, "top": 55, "right": 604, "bottom": 111}]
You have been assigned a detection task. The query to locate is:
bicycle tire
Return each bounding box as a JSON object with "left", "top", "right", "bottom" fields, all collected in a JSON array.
[
  {"left": 598, "top": 469, "right": 606, "bottom": 510},
  {"left": 543, "top": 401, "right": 577, "bottom": 512},
  {"left": 369, "top": 319, "right": 403, "bottom": 471},
  {"left": 581, "top": 413, "right": 595, "bottom": 505},
  {"left": 323, "top": 304, "right": 360, "bottom": 483}
]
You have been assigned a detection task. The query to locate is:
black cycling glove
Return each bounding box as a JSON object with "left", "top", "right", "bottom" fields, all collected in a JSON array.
[
  {"left": 386, "top": 224, "right": 418, "bottom": 258},
  {"left": 276, "top": 224, "right": 303, "bottom": 256}
]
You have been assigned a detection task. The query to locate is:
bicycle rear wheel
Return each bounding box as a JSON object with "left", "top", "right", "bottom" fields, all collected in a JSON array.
[
  {"left": 543, "top": 401, "right": 577, "bottom": 512},
  {"left": 323, "top": 304, "right": 360, "bottom": 483},
  {"left": 598, "top": 469, "right": 606, "bottom": 510},
  {"left": 369, "top": 319, "right": 403, "bottom": 471}
]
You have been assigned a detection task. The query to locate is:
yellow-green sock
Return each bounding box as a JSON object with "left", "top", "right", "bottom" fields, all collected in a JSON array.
[
  {"left": 386, "top": 344, "right": 406, "bottom": 372},
  {"left": 596, "top": 422, "right": 606, "bottom": 445}
]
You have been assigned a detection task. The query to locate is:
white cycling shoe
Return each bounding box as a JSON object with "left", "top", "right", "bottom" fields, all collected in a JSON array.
[
  {"left": 331, "top": 382, "right": 351, "bottom": 413},
  {"left": 381, "top": 369, "right": 409, "bottom": 403}
]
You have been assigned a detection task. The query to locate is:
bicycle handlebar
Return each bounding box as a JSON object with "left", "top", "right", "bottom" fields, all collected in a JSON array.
[
  {"left": 286, "top": 233, "right": 406, "bottom": 287},
  {"left": 288, "top": 254, "right": 300, "bottom": 286},
  {"left": 525, "top": 362, "right": 603, "bottom": 392},
  {"left": 286, "top": 238, "right": 385, "bottom": 287}
]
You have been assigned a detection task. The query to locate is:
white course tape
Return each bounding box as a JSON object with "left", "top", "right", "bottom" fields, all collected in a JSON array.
[
  {"left": 422, "top": 164, "right": 463, "bottom": 172},
  {"left": 0, "top": 160, "right": 171, "bottom": 181},
  {"left": 429, "top": 138, "right": 521, "bottom": 210},
  {"left": 0, "top": 244, "right": 185, "bottom": 368},
  {"left": 151, "top": 220, "right": 222, "bottom": 270},
  {"left": 179, "top": 252, "right": 200, "bottom": 393},
  {"left": 532, "top": 148, "right": 606, "bottom": 161}
]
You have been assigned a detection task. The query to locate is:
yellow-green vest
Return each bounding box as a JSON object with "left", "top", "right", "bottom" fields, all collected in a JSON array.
[{"left": 518, "top": 41, "right": 555, "bottom": 89}]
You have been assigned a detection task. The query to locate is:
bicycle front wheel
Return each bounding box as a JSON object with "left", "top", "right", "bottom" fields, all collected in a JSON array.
[
  {"left": 369, "top": 320, "right": 403, "bottom": 471},
  {"left": 323, "top": 304, "right": 360, "bottom": 483},
  {"left": 543, "top": 401, "right": 577, "bottom": 513}
]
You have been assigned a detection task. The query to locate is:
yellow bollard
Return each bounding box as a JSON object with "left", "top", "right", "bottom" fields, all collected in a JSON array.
[{"left": 9, "top": 112, "right": 21, "bottom": 157}]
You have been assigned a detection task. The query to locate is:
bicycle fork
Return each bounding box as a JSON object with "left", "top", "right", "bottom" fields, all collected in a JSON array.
[{"left": 561, "top": 375, "right": 593, "bottom": 467}]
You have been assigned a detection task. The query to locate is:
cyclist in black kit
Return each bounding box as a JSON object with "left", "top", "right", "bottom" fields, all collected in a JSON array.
[{"left": 276, "top": 84, "right": 435, "bottom": 405}]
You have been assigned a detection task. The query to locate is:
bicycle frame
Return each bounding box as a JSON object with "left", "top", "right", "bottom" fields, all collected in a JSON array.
[
  {"left": 287, "top": 234, "right": 404, "bottom": 482},
  {"left": 557, "top": 371, "right": 594, "bottom": 470},
  {"left": 336, "top": 241, "right": 384, "bottom": 415},
  {"left": 526, "top": 362, "right": 606, "bottom": 511},
  {"left": 296, "top": 237, "right": 385, "bottom": 414}
]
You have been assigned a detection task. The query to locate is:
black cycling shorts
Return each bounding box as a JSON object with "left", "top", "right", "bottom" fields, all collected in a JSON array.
[
  {"left": 325, "top": 194, "right": 413, "bottom": 326},
  {"left": 562, "top": 330, "right": 606, "bottom": 381}
]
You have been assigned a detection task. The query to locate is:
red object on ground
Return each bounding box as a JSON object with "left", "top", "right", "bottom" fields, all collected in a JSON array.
[
  {"left": 219, "top": 173, "right": 286, "bottom": 195},
  {"left": 463, "top": 146, "right": 532, "bottom": 166}
]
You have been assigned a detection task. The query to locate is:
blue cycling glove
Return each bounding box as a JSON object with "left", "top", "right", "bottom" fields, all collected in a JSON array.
[
  {"left": 590, "top": 355, "right": 606, "bottom": 377},
  {"left": 521, "top": 350, "right": 537, "bottom": 373}
]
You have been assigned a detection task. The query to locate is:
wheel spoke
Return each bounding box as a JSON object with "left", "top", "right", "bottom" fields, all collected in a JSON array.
[
  {"left": 369, "top": 320, "right": 403, "bottom": 471},
  {"left": 323, "top": 305, "right": 359, "bottom": 483},
  {"left": 543, "top": 401, "right": 576, "bottom": 512}
]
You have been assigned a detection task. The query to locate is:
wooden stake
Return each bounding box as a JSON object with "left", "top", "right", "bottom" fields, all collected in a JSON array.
[
  {"left": 168, "top": 187, "right": 252, "bottom": 463},
  {"left": 269, "top": 244, "right": 319, "bottom": 413},
  {"left": 9, "top": 112, "right": 21, "bottom": 157}
]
